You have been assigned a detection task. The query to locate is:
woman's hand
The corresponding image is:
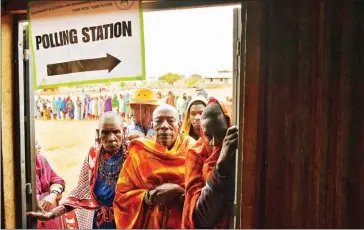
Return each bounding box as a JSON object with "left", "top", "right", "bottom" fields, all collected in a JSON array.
[
  {"left": 39, "top": 193, "right": 57, "bottom": 212},
  {"left": 27, "top": 210, "right": 54, "bottom": 221},
  {"left": 27, "top": 201, "right": 54, "bottom": 221}
]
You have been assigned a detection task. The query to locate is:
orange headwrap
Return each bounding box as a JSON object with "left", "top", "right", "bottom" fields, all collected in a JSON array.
[{"left": 182, "top": 98, "right": 232, "bottom": 229}]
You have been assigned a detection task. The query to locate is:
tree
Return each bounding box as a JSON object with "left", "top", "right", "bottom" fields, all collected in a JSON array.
[
  {"left": 186, "top": 74, "right": 203, "bottom": 87},
  {"left": 158, "top": 72, "right": 183, "bottom": 86}
]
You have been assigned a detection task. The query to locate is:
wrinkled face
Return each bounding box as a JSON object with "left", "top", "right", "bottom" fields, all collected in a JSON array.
[
  {"left": 100, "top": 118, "right": 123, "bottom": 154},
  {"left": 153, "top": 108, "right": 180, "bottom": 149},
  {"left": 201, "top": 114, "right": 229, "bottom": 147},
  {"left": 189, "top": 103, "right": 206, "bottom": 131}
]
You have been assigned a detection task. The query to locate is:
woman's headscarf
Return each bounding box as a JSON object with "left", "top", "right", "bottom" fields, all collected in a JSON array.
[{"left": 181, "top": 96, "right": 208, "bottom": 136}]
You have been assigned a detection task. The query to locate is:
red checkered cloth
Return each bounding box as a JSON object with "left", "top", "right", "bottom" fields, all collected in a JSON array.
[{"left": 60, "top": 147, "right": 100, "bottom": 229}]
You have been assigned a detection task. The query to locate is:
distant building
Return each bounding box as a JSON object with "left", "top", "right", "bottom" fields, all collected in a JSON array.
[{"left": 204, "top": 69, "right": 233, "bottom": 85}]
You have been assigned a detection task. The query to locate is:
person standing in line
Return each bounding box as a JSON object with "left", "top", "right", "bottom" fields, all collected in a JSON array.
[
  {"left": 177, "top": 93, "right": 187, "bottom": 121},
  {"left": 51, "top": 97, "right": 58, "bottom": 120},
  {"left": 56, "top": 97, "right": 62, "bottom": 120},
  {"left": 113, "top": 105, "right": 196, "bottom": 229},
  {"left": 76, "top": 96, "right": 82, "bottom": 120},
  {"left": 123, "top": 88, "right": 159, "bottom": 144},
  {"left": 104, "top": 95, "right": 113, "bottom": 113},
  {"left": 118, "top": 94, "right": 125, "bottom": 120},
  {"left": 93, "top": 97, "right": 99, "bottom": 120},
  {"left": 34, "top": 141, "right": 65, "bottom": 229},
  {"left": 182, "top": 99, "right": 238, "bottom": 229},
  {"left": 60, "top": 98, "right": 67, "bottom": 120},
  {"left": 181, "top": 96, "right": 208, "bottom": 140},
  {"left": 124, "top": 93, "right": 130, "bottom": 122},
  {"left": 67, "top": 98, "right": 75, "bottom": 120},
  {"left": 88, "top": 97, "right": 94, "bottom": 120},
  {"left": 28, "top": 112, "right": 127, "bottom": 229},
  {"left": 112, "top": 94, "right": 119, "bottom": 113},
  {"left": 98, "top": 95, "right": 104, "bottom": 120},
  {"left": 166, "top": 91, "right": 175, "bottom": 107}
]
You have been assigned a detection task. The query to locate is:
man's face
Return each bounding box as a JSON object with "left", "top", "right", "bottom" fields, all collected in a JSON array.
[
  {"left": 131, "top": 104, "right": 148, "bottom": 124},
  {"left": 201, "top": 114, "right": 229, "bottom": 147},
  {"left": 100, "top": 118, "right": 123, "bottom": 154},
  {"left": 189, "top": 103, "right": 206, "bottom": 131},
  {"left": 153, "top": 107, "right": 180, "bottom": 149}
]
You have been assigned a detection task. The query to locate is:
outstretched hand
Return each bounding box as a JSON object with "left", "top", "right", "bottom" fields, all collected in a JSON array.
[
  {"left": 27, "top": 202, "right": 54, "bottom": 221},
  {"left": 27, "top": 210, "right": 54, "bottom": 221}
]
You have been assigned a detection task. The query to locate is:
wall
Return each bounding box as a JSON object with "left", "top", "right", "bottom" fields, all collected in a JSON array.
[
  {"left": 240, "top": 0, "right": 364, "bottom": 228},
  {"left": 1, "top": 13, "right": 16, "bottom": 229}
]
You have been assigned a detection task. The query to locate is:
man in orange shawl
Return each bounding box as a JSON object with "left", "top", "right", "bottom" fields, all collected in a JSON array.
[
  {"left": 114, "top": 104, "right": 196, "bottom": 229},
  {"left": 182, "top": 98, "right": 239, "bottom": 229}
]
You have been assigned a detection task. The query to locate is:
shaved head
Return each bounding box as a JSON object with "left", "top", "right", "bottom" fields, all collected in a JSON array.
[
  {"left": 201, "top": 102, "right": 224, "bottom": 120},
  {"left": 201, "top": 102, "right": 229, "bottom": 147},
  {"left": 153, "top": 104, "right": 178, "bottom": 120},
  {"left": 153, "top": 104, "right": 180, "bottom": 149}
]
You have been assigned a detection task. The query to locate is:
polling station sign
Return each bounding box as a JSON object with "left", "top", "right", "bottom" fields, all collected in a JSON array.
[{"left": 28, "top": 1, "right": 145, "bottom": 89}]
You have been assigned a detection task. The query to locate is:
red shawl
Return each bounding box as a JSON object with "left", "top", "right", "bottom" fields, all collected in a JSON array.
[
  {"left": 60, "top": 147, "right": 101, "bottom": 229},
  {"left": 182, "top": 99, "right": 232, "bottom": 229}
]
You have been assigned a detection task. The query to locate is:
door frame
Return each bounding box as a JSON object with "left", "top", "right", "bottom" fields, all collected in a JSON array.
[
  {"left": 11, "top": 2, "right": 245, "bottom": 228},
  {"left": 12, "top": 14, "right": 37, "bottom": 229}
]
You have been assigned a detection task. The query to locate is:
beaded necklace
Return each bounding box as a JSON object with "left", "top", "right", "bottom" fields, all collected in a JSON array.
[{"left": 98, "top": 148, "right": 126, "bottom": 186}]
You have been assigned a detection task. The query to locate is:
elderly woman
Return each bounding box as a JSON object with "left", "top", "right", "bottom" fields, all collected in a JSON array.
[
  {"left": 28, "top": 112, "right": 127, "bottom": 229},
  {"left": 35, "top": 141, "right": 65, "bottom": 229}
]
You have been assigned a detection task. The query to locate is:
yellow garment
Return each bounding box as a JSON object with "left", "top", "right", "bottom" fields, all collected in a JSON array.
[{"left": 182, "top": 96, "right": 208, "bottom": 136}]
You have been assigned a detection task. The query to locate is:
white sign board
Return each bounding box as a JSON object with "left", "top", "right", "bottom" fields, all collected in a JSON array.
[{"left": 28, "top": 1, "right": 145, "bottom": 89}]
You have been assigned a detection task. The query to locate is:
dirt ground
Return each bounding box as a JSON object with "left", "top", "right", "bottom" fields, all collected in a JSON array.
[{"left": 35, "top": 119, "right": 99, "bottom": 200}]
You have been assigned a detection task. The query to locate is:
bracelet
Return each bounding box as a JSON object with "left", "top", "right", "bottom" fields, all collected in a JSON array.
[
  {"left": 50, "top": 184, "right": 64, "bottom": 194},
  {"left": 51, "top": 190, "right": 60, "bottom": 196}
]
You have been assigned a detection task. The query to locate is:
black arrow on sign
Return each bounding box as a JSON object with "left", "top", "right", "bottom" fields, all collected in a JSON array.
[{"left": 47, "top": 53, "right": 121, "bottom": 76}]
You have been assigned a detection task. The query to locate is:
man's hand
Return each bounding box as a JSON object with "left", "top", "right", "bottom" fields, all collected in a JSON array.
[
  {"left": 216, "top": 126, "right": 239, "bottom": 176},
  {"left": 150, "top": 183, "right": 184, "bottom": 209},
  {"left": 39, "top": 193, "right": 57, "bottom": 212}
]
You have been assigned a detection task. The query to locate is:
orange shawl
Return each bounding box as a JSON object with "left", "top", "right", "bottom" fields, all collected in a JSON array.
[
  {"left": 113, "top": 134, "right": 196, "bottom": 229},
  {"left": 182, "top": 99, "right": 232, "bottom": 229}
]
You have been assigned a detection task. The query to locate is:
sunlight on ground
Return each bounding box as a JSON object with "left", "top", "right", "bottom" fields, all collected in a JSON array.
[{"left": 35, "top": 120, "right": 99, "bottom": 200}]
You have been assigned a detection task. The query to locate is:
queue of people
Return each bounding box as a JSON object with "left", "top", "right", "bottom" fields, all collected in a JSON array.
[
  {"left": 29, "top": 87, "right": 237, "bottom": 229},
  {"left": 34, "top": 88, "right": 212, "bottom": 124}
]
